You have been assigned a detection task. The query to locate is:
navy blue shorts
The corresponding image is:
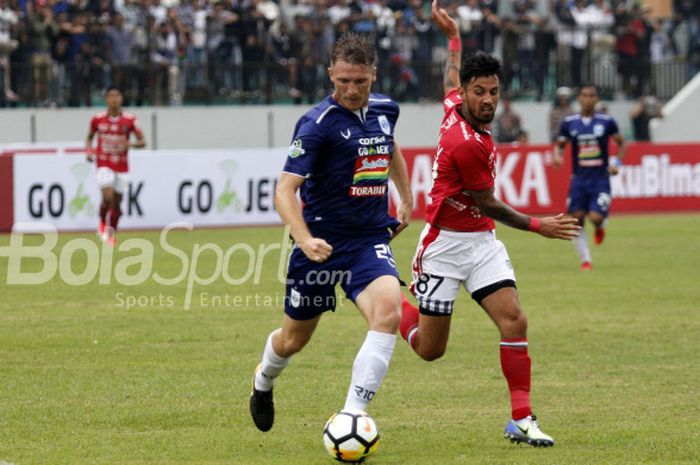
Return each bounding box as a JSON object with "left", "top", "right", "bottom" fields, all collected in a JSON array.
[
  {"left": 284, "top": 234, "right": 399, "bottom": 320},
  {"left": 567, "top": 176, "right": 612, "bottom": 217}
]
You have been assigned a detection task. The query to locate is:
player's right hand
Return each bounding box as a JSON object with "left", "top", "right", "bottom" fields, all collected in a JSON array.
[
  {"left": 299, "top": 238, "right": 333, "bottom": 263},
  {"left": 537, "top": 213, "right": 580, "bottom": 240},
  {"left": 85, "top": 150, "right": 95, "bottom": 163}
]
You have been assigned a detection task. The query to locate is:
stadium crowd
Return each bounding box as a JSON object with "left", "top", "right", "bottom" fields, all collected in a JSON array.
[{"left": 0, "top": 0, "right": 697, "bottom": 107}]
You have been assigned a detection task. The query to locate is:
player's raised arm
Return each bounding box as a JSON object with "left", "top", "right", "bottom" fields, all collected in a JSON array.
[
  {"left": 274, "top": 172, "right": 332, "bottom": 263},
  {"left": 467, "top": 187, "right": 580, "bottom": 240},
  {"left": 389, "top": 142, "right": 413, "bottom": 238},
  {"left": 431, "top": 0, "right": 461, "bottom": 96}
]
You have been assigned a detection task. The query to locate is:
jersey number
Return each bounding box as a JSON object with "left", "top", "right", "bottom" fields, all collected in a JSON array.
[
  {"left": 415, "top": 273, "right": 444, "bottom": 297},
  {"left": 374, "top": 244, "right": 396, "bottom": 268}
]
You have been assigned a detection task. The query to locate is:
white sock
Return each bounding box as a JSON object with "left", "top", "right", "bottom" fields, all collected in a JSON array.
[
  {"left": 574, "top": 227, "right": 592, "bottom": 263},
  {"left": 344, "top": 330, "right": 396, "bottom": 412},
  {"left": 254, "top": 331, "right": 290, "bottom": 392}
]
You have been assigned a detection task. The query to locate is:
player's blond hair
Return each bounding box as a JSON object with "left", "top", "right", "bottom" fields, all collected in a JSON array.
[{"left": 331, "top": 32, "right": 375, "bottom": 67}]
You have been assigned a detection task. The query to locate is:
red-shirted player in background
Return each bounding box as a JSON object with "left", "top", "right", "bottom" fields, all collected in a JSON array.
[
  {"left": 85, "top": 86, "right": 145, "bottom": 246},
  {"left": 398, "top": 1, "right": 580, "bottom": 447}
]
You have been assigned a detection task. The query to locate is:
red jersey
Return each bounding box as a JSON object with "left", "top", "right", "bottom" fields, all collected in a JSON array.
[
  {"left": 425, "top": 89, "right": 497, "bottom": 232},
  {"left": 90, "top": 111, "right": 142, "bottom": 172}
]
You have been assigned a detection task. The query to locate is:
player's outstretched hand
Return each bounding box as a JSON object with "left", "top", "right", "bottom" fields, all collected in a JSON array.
[
  {"left": 431, "top": 0, "right": 458, "bottom": 38},
  {"left": 537, "top": 213, "right": 580, "bottom": 240},
  {"left": 299, "top": 237, "right": 333, "bottom": 263}
]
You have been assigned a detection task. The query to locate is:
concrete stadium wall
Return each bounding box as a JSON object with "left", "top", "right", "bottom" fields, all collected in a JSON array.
[
  {"left": 651, "top": 73, "right": 700, "bottom": 143},
  {"left": 0, "top": 100, "right": 636, "bottom": 149}
]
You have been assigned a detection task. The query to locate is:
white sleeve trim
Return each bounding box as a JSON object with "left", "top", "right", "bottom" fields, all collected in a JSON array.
[{"left": 281, "top": 170, "right": 309, "bottom": 178}]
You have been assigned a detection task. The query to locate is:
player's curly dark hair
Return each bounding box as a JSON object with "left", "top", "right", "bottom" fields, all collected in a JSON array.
[
  {"left": 460, "top": 52, "right": 502, "bottom": 85},
  {"left": 331, "top": 32, "right": 375, "bottom": 67}
]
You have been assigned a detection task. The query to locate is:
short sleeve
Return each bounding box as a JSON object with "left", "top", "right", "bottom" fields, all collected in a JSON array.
[
  {"left": 90, "top": 116, "right": 98, "bottom": 132},
  {"left": 131, "top": 117, "right": 143, "bottom": 136},
  {"left": 607, "top": 118, "right": 619, "bottom": 136},
  {"left": 282, "top": 116, "right": 323, "bottom": 177},
  {"left": 443, "top": 89, "right": 462, "bottom": 115},
  {"left": 453, "top": 142, "right": 494, "bottom": 192},
  {"left": 558, "top": 119, "right": 569, "bottom": 141}
]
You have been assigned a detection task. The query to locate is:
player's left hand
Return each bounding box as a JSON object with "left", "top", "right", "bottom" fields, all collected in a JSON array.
[
  {"left": 537, "top": 213, "right": 581, "bottom": 240},
  {"left": 608, "top": 165, "right": 619, "bottom": 176},
  {"left": 432, "top": 0, "right": 459, "bottom": 38},
  {"left": 391, "top": 200, "right": 412, "bottom": 239}
]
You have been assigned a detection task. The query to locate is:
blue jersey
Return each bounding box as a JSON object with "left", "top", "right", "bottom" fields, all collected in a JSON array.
[
  {"left": 283, "top": 93, "right": 401, "bottom": 237},
  {"left": 558, "top": 113, "right": 619, "bottom": 179}
]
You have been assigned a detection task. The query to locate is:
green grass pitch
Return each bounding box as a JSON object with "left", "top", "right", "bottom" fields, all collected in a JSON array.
[{"left": 1, "top": 213, "right": 699, "bottom": 465}]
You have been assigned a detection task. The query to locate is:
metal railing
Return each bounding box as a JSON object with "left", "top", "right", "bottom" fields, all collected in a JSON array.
[{"left": 0, "top": 57, "right": 691, "bottom": 108}]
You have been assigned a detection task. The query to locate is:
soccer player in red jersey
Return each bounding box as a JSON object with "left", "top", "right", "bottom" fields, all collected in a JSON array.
[
  {"left": 85, "top": 86, "right": 145, "bottom": 246},
  {"left": 398, "top": 1, "right": 580, "bottom": 447}
]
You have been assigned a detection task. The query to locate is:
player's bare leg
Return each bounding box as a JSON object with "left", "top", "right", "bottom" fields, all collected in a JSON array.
[
  {"left": 588, "top": 211, "right": 606, "bottom": 246},
  {"left": 105, "top": 190, "right": 122, "bottom": 246},
  {"left": 251, "top": 314, "right": 321, "bottom": 432},
  {"left": 571, "top": 210, "right": 592, "bottom": 269},
  {"left": 98, "top": 186, "right": 114, "bottom": 241},
  {"left": 480, "top": 287, "right": 554, "bottom": 447},
  {"left": 349, "top": 275, "right": 400, "bottom": 412},
  {"left": 399, "top": 301, "right": 452, "bottom": 361}
]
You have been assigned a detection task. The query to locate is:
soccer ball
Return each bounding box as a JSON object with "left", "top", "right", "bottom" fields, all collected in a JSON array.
[{"left": 323, "top": 409, "right": 380, "bottom": 463}]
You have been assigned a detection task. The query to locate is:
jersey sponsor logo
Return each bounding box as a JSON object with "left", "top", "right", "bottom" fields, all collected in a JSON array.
[
  {"left": 577, "top": 134, "right": 601, "bottom": 159},
  {"left": 442, "top": 113, "right": 458, "bottom": 130},
  {"left": 341, "top": 129, "right": 352, "bottom": 140},
  {"left": 349, "top": 185, "right": 387, "bottom": 197},
  {"left": 287, "top": 139, "right": 305, "bottom": 158},
  {"left": 444, "top": 196, "right": 467, "bottom": 211},
  {"left": 459, "top": 121, "right": 470, "bottom": 140},
  {"left": 378, "top": 114, "right": 391, "bottom": 135},
  {"left": 578, "top": 159, "right": 604, "bottom": 167},
  {"left": 357, "top": 144, "right": 390, "bottom": 156},
  {"left": 352, "top": 155, "right": 390, "bottom": 182},
  {"left": 358, "top": 136, "right": 386, "bottom": 145}
]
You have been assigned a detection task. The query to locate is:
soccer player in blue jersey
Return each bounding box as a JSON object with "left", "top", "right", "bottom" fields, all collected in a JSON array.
[
  {"left": 553, "top": 84, "right": 625, "bottom": 270},
  {"left": 249, "top": 32, "right": 413, "bottom": 432}
]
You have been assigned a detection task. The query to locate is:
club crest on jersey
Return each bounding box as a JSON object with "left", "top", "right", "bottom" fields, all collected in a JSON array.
[
  {"left": 288, "top": 139, "right": 305, "bottom": 158},
  {"left": 593, "top": 123, "right": 605, "bottom": 137},
  {"left": 290, "top": 288, "right": 301, "bottom": 308},
  {"left": 378, "top": 115, "right": 391, "bottom": 135}
]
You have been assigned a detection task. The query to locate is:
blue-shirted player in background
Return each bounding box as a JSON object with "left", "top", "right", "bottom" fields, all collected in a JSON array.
[
  {"left": 249, "top": 32, "right": 413, "bottom": 432},
  {"left": 553, "top": 84, "right": 626, "bottom": 270}
]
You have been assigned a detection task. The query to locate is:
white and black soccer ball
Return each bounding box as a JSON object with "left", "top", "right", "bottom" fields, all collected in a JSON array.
[{"left": 323, "top": 409, "right": 380, "bottom": 463}]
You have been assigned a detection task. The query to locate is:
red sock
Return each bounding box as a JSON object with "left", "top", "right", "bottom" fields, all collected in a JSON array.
[
  {"left": 109, "top": 208, "right": 122, "bottom": 230},
  {"left": 500, "top": 338, "right": 532, "bottom": 420},
  {"left": 99, "top": 202, "right": 109, "bottom": 223},
  {"left": 399, "top": 294, "right": 419, "bottom": 346}
]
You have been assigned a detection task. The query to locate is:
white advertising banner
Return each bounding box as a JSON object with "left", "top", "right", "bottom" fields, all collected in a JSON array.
[{"left": 12, "top": 148, "right": 288, "bottom": 232}]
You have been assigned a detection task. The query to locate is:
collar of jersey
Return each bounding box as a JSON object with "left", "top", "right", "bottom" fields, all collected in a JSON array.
[{"left": 352, "top": 105, "right": 370, "bottom": 123}]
